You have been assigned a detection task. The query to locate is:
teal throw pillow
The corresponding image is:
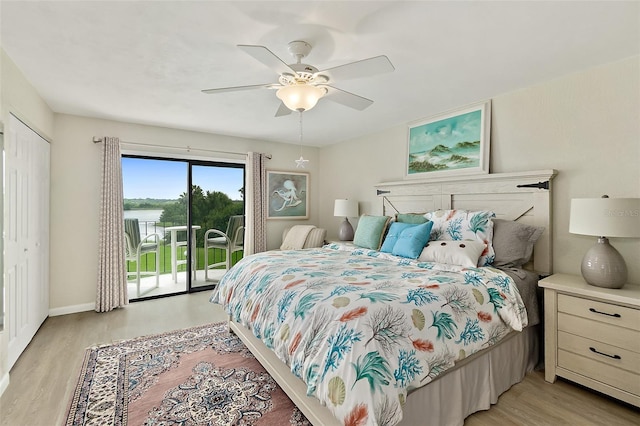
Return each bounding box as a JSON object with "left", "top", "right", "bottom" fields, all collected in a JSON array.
[
  {"left": 392, "top": 221, "right": 434, "bottom": 259},
  {"left": 396, "top": 213, "right": 428, "bottom": 224},
  {"left": 380, "top": 222, "right": 416, "bottom": 253},
  {"left": 353, "top": 215, "right": 392, "bottom": 250}
]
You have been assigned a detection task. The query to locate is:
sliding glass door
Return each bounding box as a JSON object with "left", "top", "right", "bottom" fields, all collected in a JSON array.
[
  {"left": 122, "top": 156, "right": 244, "bottom": 300},
  {"left": 191, "top": 163, "right": 245, "bottom": 289}
]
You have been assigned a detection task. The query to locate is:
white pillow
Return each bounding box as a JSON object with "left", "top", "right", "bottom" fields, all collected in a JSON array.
[
  {"left": 424, "top": 210, "right": 496, "bottom": 266},
  {"left": 418, "top": 240, "right": 486, "bottom": 268}
]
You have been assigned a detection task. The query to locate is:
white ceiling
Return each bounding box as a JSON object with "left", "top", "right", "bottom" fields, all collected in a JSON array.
[{"left": 1, "top": 1, "right": 638, "bottom": 147}]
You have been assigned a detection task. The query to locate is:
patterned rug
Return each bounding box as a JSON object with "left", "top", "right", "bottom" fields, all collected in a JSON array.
[{"left": 65, "top": 322, "right": 310, "bottom": 425}]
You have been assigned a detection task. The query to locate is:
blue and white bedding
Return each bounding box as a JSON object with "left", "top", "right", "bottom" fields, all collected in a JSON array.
[{"left": 211, "top": 243, "right": 528, "bottom": 426}]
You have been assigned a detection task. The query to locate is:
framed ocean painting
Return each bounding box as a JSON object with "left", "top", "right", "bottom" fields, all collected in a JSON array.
[
  {"left": 406, "top": 100, "right": 491, "bottom": 179},
  {"left": 267, "top": 170, "right": 309, "bottom": 219}
]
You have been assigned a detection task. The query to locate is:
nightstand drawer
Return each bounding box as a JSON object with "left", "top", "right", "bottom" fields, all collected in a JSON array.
[
  {"left": 558, "top": 312, "right": 640, "bottom": 352},
  {"left": 540, "top": 274, "right": 640, "bottom": 407},
  {"left": 558, "top": 293, "right": 640, "bottom": 331},
  {"left": 558, "top": 331, "right": 640, "bottom": 374},
  {"left": 558, "top": 349, "right": 640, "bottom": 396}
]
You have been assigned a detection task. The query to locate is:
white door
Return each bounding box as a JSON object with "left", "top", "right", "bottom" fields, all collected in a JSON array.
[{"left": 5, "top": 114, "right": 50, "bottom": 370}]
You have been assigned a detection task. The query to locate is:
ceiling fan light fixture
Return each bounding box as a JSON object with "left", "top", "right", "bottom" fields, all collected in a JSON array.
[{"left": 276, "top": 84, "right": 327, "bottom": 112}]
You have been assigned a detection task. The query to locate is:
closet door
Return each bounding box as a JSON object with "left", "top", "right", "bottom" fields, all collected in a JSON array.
[{"left": 4, "top": 114, "right": 50, "bottom": 370}]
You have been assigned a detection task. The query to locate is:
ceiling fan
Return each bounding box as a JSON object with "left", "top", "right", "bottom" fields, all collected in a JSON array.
[{"left": 202, "top": 40, "right": 395, "bottom": 116}]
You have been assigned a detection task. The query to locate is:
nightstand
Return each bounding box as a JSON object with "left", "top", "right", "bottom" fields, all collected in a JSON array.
[{"left": 539, "top": 273, "right": 640, "bottom": 407}]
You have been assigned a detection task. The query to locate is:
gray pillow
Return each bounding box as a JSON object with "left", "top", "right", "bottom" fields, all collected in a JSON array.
[{"left": 492, "top": 219, "right": 544, "bottom": 268}]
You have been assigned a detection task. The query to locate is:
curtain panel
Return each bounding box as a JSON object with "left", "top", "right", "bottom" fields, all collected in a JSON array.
[
  {"left": 245, "top": 152, "right": 267, "bottom": 255},
  {"left": 96, "top": 137, "right": 128, "bottom": 312}
]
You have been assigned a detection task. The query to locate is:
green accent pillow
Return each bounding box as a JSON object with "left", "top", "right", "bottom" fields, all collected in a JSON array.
[
  {"left": 396, "top": 213, "right": 428, "bottom": 224},
  {"left": 353, "top": 215, "right": 392, "bottom": 250}
]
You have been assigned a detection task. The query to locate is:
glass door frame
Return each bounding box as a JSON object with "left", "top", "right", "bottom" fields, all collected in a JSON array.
[
  {"left": 122, "top": 154, "right": 245, "bottom": 301},
  {"left": 188, "top": 159, "right": 245, "bottom": 293}
]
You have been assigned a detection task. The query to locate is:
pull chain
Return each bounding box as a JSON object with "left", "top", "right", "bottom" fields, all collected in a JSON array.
[{"left": 295, "top": 110, "right": 309, "bottom": 168}]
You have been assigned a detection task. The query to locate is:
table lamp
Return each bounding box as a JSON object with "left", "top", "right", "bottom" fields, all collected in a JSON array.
[
  {"left": 569, "top": 196, "right": 640, "bottom": 288},
  {"left": 334, "top": 199, "right": 359, "bottom": 241}
]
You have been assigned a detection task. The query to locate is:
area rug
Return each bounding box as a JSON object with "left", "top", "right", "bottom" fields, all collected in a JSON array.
[{"left": 65, "top": 322, "right": 310, "bottom": 425}]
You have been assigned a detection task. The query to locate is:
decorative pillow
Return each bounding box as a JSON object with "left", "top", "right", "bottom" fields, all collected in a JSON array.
[
  {"left": 392, "top": 221, "right": 434, "bottom": 259},
  {"left": 396, "top": 213, "right": 428, "bottom": 224},
  {"left": 353, "top": 215, "right": 392, "bottom": 250},
  {"left": 492, "top": 219, "right": 545, "bottom": 268},
  {"left": 380, "top": 222, "right": 416, "bottom": 253},
  {"left": 281, "top": 226, "right": 327, "bottom": 249},
  {"left": 424, "top": 209, "right": 496, "bottom": 266},
  {"left": 418, "top": 240, "right": 486, "bottom": 268}
]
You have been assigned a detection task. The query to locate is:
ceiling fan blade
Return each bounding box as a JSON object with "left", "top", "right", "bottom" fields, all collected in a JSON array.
[
  {"left": 201, "top": 83, "right": 278, "bottom": 94},
  {"left": 275, "top": 102, "right": 293, "bottom": 117},
  {"left": 323, "top": 85, "right": 374, "bottom": 111},
  {"left": 319, "top": 55, "right": 394, "bottom": 81},
  {"left": 238, "top": 44, "right": 297, "bottom": 76}
]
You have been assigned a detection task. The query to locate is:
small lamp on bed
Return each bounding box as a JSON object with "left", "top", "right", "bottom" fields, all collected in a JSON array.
[
  {"left": 569, "top": 196, "right": 640, "bottom": 289},
  {"left": 334, "top": 199, "right": 359, "bottom": 241}
]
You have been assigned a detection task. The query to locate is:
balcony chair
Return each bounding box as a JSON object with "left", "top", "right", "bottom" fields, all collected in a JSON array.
[
  {"left": 124, "top": 218, "right": 160, "bottom": 297},
  {"left": 204, "top": 215, "right": 244, "bottom": 281}
]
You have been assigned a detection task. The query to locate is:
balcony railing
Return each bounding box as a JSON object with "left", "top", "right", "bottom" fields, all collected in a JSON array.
[{"left": 126, "top": 220, "right": 243, "bottom": 276}]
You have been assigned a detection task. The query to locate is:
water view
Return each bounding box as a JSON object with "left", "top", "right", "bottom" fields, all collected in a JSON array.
[{"left": 124, "top": 209, "right": 165, "bottom": 238}]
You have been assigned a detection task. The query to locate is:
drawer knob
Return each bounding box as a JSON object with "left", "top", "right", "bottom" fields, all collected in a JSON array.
[
  {"left": 588, "top": 307, "right": 621, "bottom": 318},
  {"left": 589, "top": 346, "right": 621, "bottom": 360}
]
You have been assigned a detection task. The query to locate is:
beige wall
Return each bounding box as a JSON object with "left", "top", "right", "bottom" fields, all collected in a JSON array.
[
  {"left": 318, "top": 56, "right": 640, "bottom": 284},
  {"left": 0, "top": 49, "right": 55, "bottom": 393},
  {"left": 51, "top": 114, "right": 319, "bottom": 311},
  {"left": 1, "top": 50, "right": 54, "bottom": 139}
]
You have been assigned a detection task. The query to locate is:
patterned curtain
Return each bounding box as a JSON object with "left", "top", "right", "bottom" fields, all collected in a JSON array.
[
  {"left": 96, "top": 137, "right": 128, "bottom": 312},
  {"left": 245, "top": 152, "right": 267, "bottom": 255}
]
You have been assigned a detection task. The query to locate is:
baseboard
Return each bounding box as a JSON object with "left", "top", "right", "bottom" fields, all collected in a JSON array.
[
  {"left": 49, "top": 302, "right": 95, "bottom": 317},
  {"left": 0, "top": 371, "right": 9, "bottom": 398}
]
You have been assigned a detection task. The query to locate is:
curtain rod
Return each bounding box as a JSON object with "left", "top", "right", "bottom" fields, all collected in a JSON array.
[{"left": 92, "top": 136, "right": 271, "bottom": 159}]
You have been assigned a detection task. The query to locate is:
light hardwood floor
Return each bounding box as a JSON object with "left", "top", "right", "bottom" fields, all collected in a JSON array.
[{"left": 1, "top": 291, "right": 638, "bottom": 426}]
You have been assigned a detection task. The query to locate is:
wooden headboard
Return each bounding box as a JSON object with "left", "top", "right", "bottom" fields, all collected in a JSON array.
[{"left": 374, "top": 169, "right": 557, "bottom": 275}]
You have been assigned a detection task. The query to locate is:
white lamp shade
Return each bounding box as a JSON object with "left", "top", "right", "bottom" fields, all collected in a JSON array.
[
  {"left": 276, "top": 84, "right": 326, "bottom": 112},
  {"left": 334, "top": 199, "right": 359, "bottom": 218},
  {"left": 570, "top": 198, "right": 640, "bottom": 238}
]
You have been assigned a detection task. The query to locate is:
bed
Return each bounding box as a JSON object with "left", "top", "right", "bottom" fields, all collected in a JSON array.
[{"left": 211, "top": 169, "right": 557, "bottom": 426}]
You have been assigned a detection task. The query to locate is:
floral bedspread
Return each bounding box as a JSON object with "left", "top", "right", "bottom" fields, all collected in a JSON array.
[{"left": 211, "top": 244, "right": 528, "bottom": 426}]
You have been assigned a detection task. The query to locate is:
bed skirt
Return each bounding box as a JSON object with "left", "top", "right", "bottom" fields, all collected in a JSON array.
[
  {"left": 229, "top": 320, "right": 539, "bottom": 426},
  {"left": 402, "top": 325, "right": 539, "bottom": 425}
]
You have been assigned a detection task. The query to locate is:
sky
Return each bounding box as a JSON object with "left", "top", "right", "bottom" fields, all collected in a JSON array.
[
  {"left": 122, "top": 157, "right": 244, "bottom": 200},
  {"left": 409, "top": 109, "right": 482, "bottom": 153}
]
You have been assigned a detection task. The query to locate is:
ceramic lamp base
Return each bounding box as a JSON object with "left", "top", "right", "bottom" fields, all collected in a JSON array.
[
  {"left": 338, "top": 218, "right": 354, "bottom": 241},
  {"left": 581, "top": 237, "right": 628, "bottom": 289}
]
